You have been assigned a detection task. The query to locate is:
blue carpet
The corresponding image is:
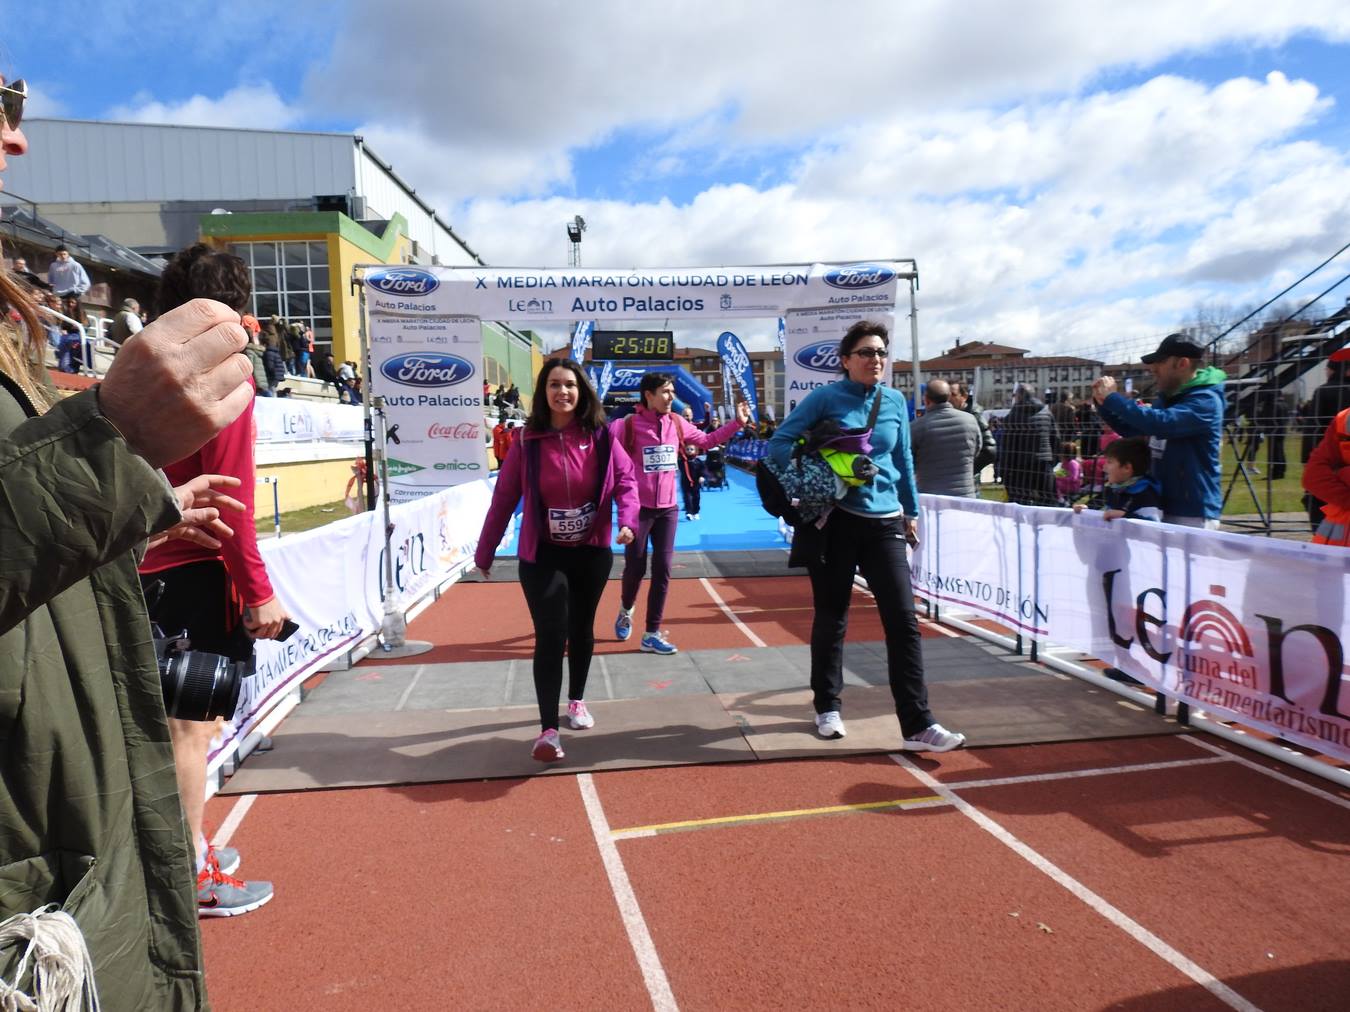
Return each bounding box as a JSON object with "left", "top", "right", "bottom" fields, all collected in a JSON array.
[{"left": 639, "top": 465, "right": 787, "bottom": 553}]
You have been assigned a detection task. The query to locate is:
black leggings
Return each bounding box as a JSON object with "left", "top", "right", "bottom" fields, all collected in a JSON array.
[
  {"left": 805, "top": 509, "right": 934, "bottom": 737},
  {"left": 518, "top": 542, "right": 614, "bottom": 730}
]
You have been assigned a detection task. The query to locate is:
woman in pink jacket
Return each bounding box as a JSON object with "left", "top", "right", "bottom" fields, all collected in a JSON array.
[
  {"left": 611, "top": 373, "right": 751, "bottom": 654},
  {"left": 476, "top": 358, "right": 639, "bottom": 761}
]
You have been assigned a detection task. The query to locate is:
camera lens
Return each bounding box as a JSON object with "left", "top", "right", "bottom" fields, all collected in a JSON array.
[{"left": 159, "top": 649, "right": 245, "bottom": 722}]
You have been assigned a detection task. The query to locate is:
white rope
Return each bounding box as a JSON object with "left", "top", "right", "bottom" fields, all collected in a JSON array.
[{"left": 0, "top": 906, "right": 99, "bottom": 1012}]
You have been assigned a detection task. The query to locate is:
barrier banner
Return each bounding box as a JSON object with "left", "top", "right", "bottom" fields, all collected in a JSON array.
[
  {"left": 915, "top": 496, "right": 1350, "bottom": 760},
  {"left": 366, "top": 312, "right": 487, "bottom": 502},
  {"left": 717, "top": 330, "right": 759, "bottom": 422},
  {"left": 253, "top": 398, "right": 364, "bottom": 443},
  {"left": 208, "top": 479, "right": 496, "bottom": 775},
  {"left": 783, "top": 307, "right": 895, "bottom": 415},
  {"left": 362, "top": 262, "right": 902, "bottom": 323}
]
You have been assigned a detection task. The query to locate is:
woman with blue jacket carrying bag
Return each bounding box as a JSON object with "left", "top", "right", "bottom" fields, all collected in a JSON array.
[{"left": 767, "top": 320, "right": 965, "bottom": 752}]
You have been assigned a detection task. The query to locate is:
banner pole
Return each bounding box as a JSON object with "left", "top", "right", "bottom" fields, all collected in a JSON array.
[
  {"left": 373, "top": 394, "right": 432, "bottom": 658},
  {"left": 355, "top": 273, "right": 377, "bottom": 512},
  {"left": 908, "top": 273, "right": 921, "bottom": 406}
]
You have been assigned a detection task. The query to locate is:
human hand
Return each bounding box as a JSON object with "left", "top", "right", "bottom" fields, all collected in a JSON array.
[
  {"left": 146, "top": 474, "right": 246, "bottom": 552},
  {"left": 736, "top": 400, "right": 752, "bottom": 425},
  {"left": 1091, "top": 376, "right": 1117, "bottom": 405},
  {"left": 903, "top": 518, "right": 919, "bottom": 547},
  {"left": 616, "top": 526, "right": 635, "bottom": 545},
  {"left": 99, "top": 299, "right": 252, "bottom": 468},
  {"left": 1072, "top": 502, "right": 1085, "bottom": 514},
  {"left": 1102, "top": 508, "right": 1126, "bottom": 521},
  {"left": 243, "top": 595, "right": 289, "bottom": 640}
]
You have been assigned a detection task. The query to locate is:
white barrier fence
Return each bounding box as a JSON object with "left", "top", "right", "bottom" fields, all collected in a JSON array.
[
  {"left": 912, "top": 495, "right": 1350, "bottom": 762},
  {"left": 206, "top": 477, "right": 500, "bottom": 777},
  {"left": 253, "top": 397, "right": 365, "bottom": 444}
]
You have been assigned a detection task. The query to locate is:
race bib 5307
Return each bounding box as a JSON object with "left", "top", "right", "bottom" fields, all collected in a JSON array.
[{"left": 643, "top": 444, "right": 678, "bottom": 473}]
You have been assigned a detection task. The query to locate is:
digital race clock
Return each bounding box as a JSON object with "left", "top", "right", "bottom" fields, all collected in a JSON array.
[{"left": 590, "top": 330, "right": 676, "bottom": 361}]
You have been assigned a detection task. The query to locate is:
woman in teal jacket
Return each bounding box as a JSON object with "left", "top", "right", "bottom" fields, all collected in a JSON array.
[{"left": 768, "top": 320, "right": 965, "bottom": 752}]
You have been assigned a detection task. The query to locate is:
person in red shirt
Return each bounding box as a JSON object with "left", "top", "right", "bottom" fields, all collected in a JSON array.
[{"left": 138, "top": 244, "right": 288, "bottom": 918}]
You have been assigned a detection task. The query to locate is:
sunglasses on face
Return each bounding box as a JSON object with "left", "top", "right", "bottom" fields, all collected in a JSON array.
[
  {"left": 1, "top": 79, "right": 27, "bottom": 131},
  {"left": 849, "top": 347, "right": 887, "bottom": 359}
]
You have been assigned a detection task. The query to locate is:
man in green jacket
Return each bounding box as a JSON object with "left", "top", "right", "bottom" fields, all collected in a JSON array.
[{"left": 1, "top": 295, "right": 254, "bottom": 1010}]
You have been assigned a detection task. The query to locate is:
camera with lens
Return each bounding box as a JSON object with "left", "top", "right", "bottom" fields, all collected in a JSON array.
[{"left": 153, "top": 628, "right": 251, "bottom": 722}]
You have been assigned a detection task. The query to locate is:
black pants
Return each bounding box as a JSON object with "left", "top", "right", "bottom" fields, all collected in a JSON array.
[
  {"left": 680, "top": 467, "right": 701, "bottom": 515},
  {"left": 805, "top": 510, "right": 934, "bottom": 736},
  {"left": 139, "top": 560, "right": 254, "bottom": 663},
  {"left": 518, "top": 542, "right": 613, "bottom": 731}
]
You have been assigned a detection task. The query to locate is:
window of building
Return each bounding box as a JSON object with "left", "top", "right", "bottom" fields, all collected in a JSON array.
[{"left": 229, "top": 241, "right": 332, "bottom": 350}]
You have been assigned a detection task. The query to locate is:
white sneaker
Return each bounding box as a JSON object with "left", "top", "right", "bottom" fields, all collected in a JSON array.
[
  {"left": 531, "top": 728, "right": 565, "bottom": 762},
  {"left": 901, "top": 723, "right": 966, "bottom": 752},
  {"left": 567, "top": 699, "right": 594, "bottom": 729},
  {"left": 815, "top": 711, "right": 846, "bottom": 739}
]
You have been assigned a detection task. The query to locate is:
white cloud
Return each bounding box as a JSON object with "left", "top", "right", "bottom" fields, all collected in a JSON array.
[{"left": 106, "top": 84, "right": 302, "bottom": 130}]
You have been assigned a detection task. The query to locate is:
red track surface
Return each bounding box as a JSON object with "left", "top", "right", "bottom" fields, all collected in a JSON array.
[{"left": 201, "top": 575, "right": 1350, "bottom": 1010}]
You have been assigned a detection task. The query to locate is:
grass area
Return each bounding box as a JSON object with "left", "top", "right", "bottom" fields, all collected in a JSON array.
[{"left": 253, "top": 498, "right": 354, "bottom": 538}]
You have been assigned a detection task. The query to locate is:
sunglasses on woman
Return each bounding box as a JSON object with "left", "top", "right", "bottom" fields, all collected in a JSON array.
[
  {"left": 1, "top": 79, "right": 27, "bottom": 131},
  {"left": 849, "top": 347, "right": 888, "bottom": 359}
]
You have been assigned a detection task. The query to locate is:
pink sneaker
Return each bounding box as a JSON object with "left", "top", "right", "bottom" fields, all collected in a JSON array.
[
  {"left": 531, "top": 728, "right": 564, "bottom": 762},
  {"left": 567, "top": 699, "right": 595, "bottom": 730}
]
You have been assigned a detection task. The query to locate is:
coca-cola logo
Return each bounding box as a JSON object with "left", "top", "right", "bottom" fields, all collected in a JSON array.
[{"left": 428, "top": 422, "right": 480, "bottom": 439}]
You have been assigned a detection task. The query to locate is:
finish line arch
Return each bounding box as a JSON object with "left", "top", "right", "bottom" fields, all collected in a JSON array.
[{"left": 356, "top": 260, "right": 918, "bottom": 502}]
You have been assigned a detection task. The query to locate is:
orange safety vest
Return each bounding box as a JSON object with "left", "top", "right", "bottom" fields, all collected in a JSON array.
[{"left": 1312, "top": 407, "right": 1350, "bottom": 546}]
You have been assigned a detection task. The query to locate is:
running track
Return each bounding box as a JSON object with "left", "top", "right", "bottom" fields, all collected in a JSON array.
[{"left": 201, "top": 568, "right": 1350, "bottom": 1010}]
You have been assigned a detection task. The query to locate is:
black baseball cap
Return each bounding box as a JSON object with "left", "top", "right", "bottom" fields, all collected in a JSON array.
[{"left": 1141, "top": 333, "right": 1205, "bottom": 364}]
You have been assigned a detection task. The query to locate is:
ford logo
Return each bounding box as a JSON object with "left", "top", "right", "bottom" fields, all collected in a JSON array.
[
  {"left": 794, "top": 340, "right": 841, "bottom": 374},
  {"left": 380, "top": 353, "right": 474, "bottom": 387},
  {"left": 367, "top": 267, "right": 440, "bottom": 297},
  {"left": 822, "top": 263, "right": 896, "bottom": 290}
]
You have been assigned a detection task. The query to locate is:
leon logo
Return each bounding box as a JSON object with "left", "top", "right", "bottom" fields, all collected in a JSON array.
[
  {"left": 822, "top": 263, "right": 896, "bottom": 290},
  {"left": 793, "top": 340, "right": 840, "bottom": 374},
  {"left": 367, "top": 267, "right": 440, "bottom": 297},
  {"left": 1178, "top": 587, "right": 1256, "bottom": 686},
  {"left": 385, "top": 458, "right": 425, "bottom": 477},
  {"left": 380, "top": 353, "right": 474, "bottom": 388}
]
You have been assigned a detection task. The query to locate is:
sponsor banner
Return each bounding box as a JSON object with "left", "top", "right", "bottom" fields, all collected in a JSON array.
[
  {"left": 253, "top": 397, "right": 364, "bottom": 444},
  {"left": 362, "top": 262, "right": 902, "bottom": 322},
  {"left": 716, "top": 330, "right": 759, "bottom": 422},
  {"left": 915, "top": 497, "right": 1350, "bottom": 760},
  {"left": 570, "top": 319, "right": 595, "bottom": 362},
  {"left": 597, "top": 360, "right": 615, "bottom": 401},
  {"left": 208, "top": 480, "right": 496, "bottom": 775},
  {"left": 776, "top": 316, "right": 786, "bottom": 353},
  {"left": 367, "top": 313, "right": 486, "bottom": 501},
  {"left": 783, "top": 307, "right": 895, "bottom": 414}
]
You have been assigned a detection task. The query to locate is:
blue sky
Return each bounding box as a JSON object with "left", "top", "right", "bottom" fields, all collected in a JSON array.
[{"left": 7, "top": 2, "right": 1350, "bottom": 358}]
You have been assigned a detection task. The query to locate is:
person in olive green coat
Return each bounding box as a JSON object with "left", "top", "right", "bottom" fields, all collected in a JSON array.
[{"left": 1, "top": 100, "right": 257, "bottom": 1009}]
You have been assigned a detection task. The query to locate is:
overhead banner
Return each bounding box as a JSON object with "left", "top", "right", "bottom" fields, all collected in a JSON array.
[
  {"left": 717, "top": 330, "right": 759, "bottom": 423},
  {"left": 914, "top": 496, "right": 1350, "bottom": 760},
  {"left": 366, "top": 311, "right": 487, "bottom": 502},
  {"left": 783, "top": 307, "right": 895, "bottom": 415},
  {"left": 362, "top": 262, "right": 902, "bottom": 322}
]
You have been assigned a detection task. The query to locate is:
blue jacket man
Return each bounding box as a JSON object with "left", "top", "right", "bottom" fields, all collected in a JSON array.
[{"left": 1093, "top": 334, "right": 1226, "bottom": 527}]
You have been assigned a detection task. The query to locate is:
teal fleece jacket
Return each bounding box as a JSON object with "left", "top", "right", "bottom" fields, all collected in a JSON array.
[{"left": 767, "top": 379, "right": 920, "bottom": 517}]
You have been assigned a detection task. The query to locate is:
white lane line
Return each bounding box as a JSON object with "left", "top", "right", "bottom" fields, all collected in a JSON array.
[
  {"left": 890, "top": 754, "right": 1259, "bottom": 1012},
  {"left": 394, "top": 664, "right": 426, "bottom": 711},
  {"left": 211, "top": 794, "right": 258, "bottom": 850},
  {"left": 503, "top": 658, "right": 516, "bottom": 705},
  {"left": 598, "top": 653, "right": 615, "bottom": 699},
  {"left": 948, "top": 756, "right": 1232, "bottom": 790},
  {"left": 577, "top": 774, "right": 678, "bottom": 1011},
  {"left": 698, "top": 577, "right": 766, "bottom": 649},
  {"left": 1185, "top": 737, "right": 1350, "bottom": 812}
]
